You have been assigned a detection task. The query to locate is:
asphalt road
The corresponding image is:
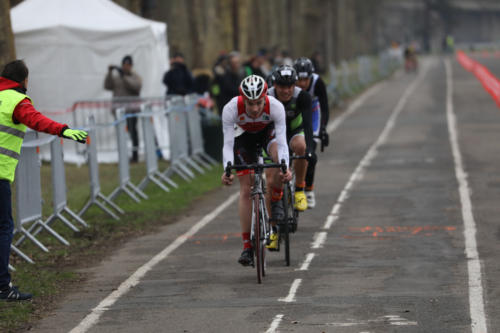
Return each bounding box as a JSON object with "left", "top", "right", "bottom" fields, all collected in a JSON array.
[{"left": 31, "top": 55, "right": 500, "bottom": 333}]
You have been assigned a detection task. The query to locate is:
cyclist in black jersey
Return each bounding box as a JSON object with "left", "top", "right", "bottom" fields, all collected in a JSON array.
[
  {"left": 294, "top": 57, "right": 329, "bottom": 208},
  {"left": 266, "top": 65, "right": 313, "bottom": 248}
]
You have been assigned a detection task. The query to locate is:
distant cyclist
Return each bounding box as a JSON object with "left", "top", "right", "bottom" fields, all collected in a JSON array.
[
  {"left": 268, "top": 65, "right": 314, "bottom": 216},
  {"left": 293, "top": 57, "right": 329, "bottom": 208},
  {"left": 221, "top": 75, "right": 291, "bottom": 266}
]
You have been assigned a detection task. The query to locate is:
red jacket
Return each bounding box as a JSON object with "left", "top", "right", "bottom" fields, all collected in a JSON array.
[{"left": 0, "top": 77, "right": 67, "bottom": 136}]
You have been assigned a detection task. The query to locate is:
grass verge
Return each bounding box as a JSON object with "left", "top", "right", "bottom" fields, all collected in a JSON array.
[{"left": 1, "top": 159, "right": 223, "bottom": 332}]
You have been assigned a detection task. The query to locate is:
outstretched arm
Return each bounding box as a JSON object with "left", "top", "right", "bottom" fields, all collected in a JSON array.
[{"left": 13, "top": 99, "right": 67, "bottom": 136}]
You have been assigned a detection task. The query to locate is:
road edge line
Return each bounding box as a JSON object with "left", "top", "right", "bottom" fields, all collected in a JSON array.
[
  {"left": 445, "top": 58, "right": 488, "bottom": 333},
  {"left": 69, "top": 191, "right": 240, "bottom": 333}
]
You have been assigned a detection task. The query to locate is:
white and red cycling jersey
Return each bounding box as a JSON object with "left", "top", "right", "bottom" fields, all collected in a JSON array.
[{"left": 222, "top": 95, "right": 289, "bottom": 168}]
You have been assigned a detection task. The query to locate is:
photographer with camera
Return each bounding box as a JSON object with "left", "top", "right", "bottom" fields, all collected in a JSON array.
[{"left": 104, "top": 55, "right": 142, "bottom": 162}]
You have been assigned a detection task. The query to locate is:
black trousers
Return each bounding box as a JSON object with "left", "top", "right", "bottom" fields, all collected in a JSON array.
[
  {"left": 0, "top": 180, "right": 13, "bottom": 290},
  {"left": 305, "top": 140, "right": 318, "bottom": 188},
  {"left": 126, "top": 116, "right": 139, "bottom": 160}
]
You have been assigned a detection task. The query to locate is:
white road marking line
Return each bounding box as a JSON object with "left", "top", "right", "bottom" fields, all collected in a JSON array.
[
  {"left": 311, "top": 231, "right": 327, "bottom": 249},
  {"left": 322, "top": 63, "right": 430, "bottom": 231},
  {"left": 445, "top": 59, "right": 488, "bottom": 333},
  {"left": 278, "top": 278, "right": 302, "bottom": 303},
  {"left": 265, "top": 314, "right": 284, "bottom": 333},
  {"left": 296, "top": 253, "right": 316, "bottom": 271},
  {"left": 323, "top": 214, "right": 338, "bottom": 229},
  {"left": 267, "top": 68, "right": 426, "bottom": 333},
  {"left": 326, "top": 83, "right": 383, "bottom": 134},
  {"left": 326, "top": 315, "right": 417, "bottom": 327},
  {"left": 69, "top": 192, "right": 240, "bottom": 333}
]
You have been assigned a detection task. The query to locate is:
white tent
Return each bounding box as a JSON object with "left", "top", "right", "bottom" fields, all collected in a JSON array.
[
  {"left": 10, "top": 0, "right": 170, "bottom": 162},
  {"left": 11, "top": 0, "right": 169, "bottom": 110}
]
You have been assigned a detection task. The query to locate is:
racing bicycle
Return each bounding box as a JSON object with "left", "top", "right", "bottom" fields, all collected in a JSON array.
[
  {"left": 225, "top": 157, "right": 287, "bottom": 284},
  {"left": 278, "top": 154, "right": 309, "bottom": 266}
]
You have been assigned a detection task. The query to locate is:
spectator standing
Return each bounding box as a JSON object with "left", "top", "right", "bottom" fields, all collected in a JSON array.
[
  {"left": 310, "top": 51, "right": 325, "bottom": 75},
  {"left": 163, "top": 52, "right": 194, "bottom": 96},
  {"left": 218, "top": 51, "right": 245, "bottom": 110},
  {"left": 242, "top": 52, "right": 266, "bottom": 78},
  {"left": 0, "top": 60, "right": 88, "bottom": 301},
  {"left": 257, "top": 48, "right": 272, "bottom": 78},
  {"left": 104, "top": 55, "right": 142, "bottom": 162},
  {"left": 211, "top": 52, "right": 229, "bottom": 114}
]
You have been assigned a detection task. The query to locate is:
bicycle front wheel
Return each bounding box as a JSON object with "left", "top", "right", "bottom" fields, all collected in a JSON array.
[
  {"left": 282, "top": 184, "right": 291, "bottom": 266},
  {"left": 253, "top": 195, "right": 264, "bottom": 284}
]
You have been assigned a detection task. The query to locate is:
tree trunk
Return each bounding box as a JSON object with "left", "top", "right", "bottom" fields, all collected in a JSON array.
[{"left": 0, "top": 0, "right": 16, "bottom": 69}]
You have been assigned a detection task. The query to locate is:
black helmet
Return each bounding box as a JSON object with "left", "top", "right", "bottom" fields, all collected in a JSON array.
[
  {"left": 272, "top": 65, "right": 298, "bottom": 86},
  {"left": 293, "top": 57, "right": 314, "bottom": 79}
]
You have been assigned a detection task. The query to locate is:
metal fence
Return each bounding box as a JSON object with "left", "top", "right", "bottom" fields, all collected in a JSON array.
[
  {"left": 326, "top": 51, "right": 401, "bottom": 107},
  {"left": 10, "top": 94, "right": 218, "bottom": 267}
]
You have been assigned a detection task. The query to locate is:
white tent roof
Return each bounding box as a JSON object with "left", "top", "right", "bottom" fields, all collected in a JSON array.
[
  {"left": 11, "top": 0, "right": 169, "bottom": 113},
  {"left": 11, "top": 0, "right": 170, "bottom": 163},
  {"left": 12, "top": 0, "right": 166, "bottom": 40}
]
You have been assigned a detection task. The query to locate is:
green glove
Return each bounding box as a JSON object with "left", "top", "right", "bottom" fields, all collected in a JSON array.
[{"left": 62, "top": 128, "right": 88, "bottom": 143}]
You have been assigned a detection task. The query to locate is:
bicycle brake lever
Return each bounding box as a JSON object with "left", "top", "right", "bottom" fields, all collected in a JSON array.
[
  {"left": 225, "top": 162, "right": 232, "bottom": 177},
  {"left": 280, "top": 159, "right": 287, "bottom": 173}
]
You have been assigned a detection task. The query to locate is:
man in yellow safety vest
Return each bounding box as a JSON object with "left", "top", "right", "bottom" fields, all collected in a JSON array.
[{"left": 0, "top": 60, "right": 87, "bottom": 301}]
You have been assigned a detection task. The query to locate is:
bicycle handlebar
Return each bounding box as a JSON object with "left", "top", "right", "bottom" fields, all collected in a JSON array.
[{"left": 225, "top": 159, "right": 287, "bottom": 176}]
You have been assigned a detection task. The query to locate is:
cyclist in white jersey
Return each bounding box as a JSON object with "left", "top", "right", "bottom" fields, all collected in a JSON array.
[
  {"left": 294, "top": 57, "right": 329, "bottom": 208},
  {"left": 221, "top": 75, "right": 291, "bottom": 266}
]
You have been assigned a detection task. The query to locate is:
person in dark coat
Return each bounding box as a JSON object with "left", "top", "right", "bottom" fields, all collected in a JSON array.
[
  {"left": 163, "top": 52, "right": 194, "bottom": 96},
  {"left": 218, "top": 51, "right": 245, "bottom": 109}
]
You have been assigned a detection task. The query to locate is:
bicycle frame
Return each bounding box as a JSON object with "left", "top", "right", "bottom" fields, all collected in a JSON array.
[
  {"left": 225, "top": 156, "right": 287, "bottom": 283},
  {"left": 249, "top": 160, "right": 269, "bottom": 260}
]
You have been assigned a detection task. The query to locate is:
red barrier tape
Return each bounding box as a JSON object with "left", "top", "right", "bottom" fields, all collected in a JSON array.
[{"left": 457, "top": 51, "right": 500, "bottom": 108}]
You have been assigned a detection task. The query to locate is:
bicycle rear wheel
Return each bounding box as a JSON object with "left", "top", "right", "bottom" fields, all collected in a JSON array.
[
  {"left": 253, "top": 196, "right": 264, "bottom": 284},
  {"left": 281, "top": 184, "right": 291, "bottom": 266},
  {"left": 259, "top": 196, "right": 268, "bottom": 277}
]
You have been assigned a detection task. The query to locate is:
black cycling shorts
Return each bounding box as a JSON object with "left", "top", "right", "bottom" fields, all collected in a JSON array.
[{"left": 233, "top": 123, "right": 275, "bottom": 169}]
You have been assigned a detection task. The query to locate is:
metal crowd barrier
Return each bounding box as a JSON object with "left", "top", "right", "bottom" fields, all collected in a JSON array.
[
  {"left": 14, "top": 132, "right": 70, "bottom": 263},
  {"left": 15, "top": 137, "right": 89, "bottom": 248},
  {"left": 78, "top": 117, "right": 124, "bottom": 220},
  {"left": 108, "top": 108, "right": 148, "bottom": 203},
  {"left": 45, "top": 138, "right": 88, "bottom": 230},
  {"left": 184, "top": 94, "right": 218, "bottom": 168},
  {"left": 163, "top": 97, "right": 196, "bottom": 181},
  {"left": 138, "top": 106, "right": 178, "bottom": 192},
  {"left": 10, "top": 94, "right": 217, "bottom": 267},
  {"left": 326, "top": 51, "right": 400, "bottom": 103}
]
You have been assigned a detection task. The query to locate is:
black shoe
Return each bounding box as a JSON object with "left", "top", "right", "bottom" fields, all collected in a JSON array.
[
  {"left": 238, "top": 248, "right": 254, "bottom": 267},
  {"left": 271, "top": 200, "right": 284, "bottom": 223},
  {"left": 0, "top": 283, "right": 32, "bottom": 301}
]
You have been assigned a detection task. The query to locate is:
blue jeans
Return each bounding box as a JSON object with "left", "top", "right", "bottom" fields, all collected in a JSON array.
[{"left": 0, "top": 180, "right": 13, "bottom": 290}]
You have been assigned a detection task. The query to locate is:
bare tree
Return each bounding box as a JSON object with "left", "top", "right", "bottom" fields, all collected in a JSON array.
[{"left": 0, "top": 0, "right": 15, "bottom": 69}]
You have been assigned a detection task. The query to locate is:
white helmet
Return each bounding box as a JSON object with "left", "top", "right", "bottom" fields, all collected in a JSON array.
[{"left": 239, "top": 75, "right": 268, "bottom": 100}]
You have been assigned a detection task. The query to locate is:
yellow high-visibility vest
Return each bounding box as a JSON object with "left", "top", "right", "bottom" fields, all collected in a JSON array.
[{"left": 0, "top": 89, "right": 31, "bottom": 182}]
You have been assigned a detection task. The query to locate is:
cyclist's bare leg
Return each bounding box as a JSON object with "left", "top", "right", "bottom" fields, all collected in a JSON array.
[
  {"left": 289, "top": 135, "right": 308, "bottom": 187},
  {"left": 265, "top": 142, "right": 284, "bottom": 224}
]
